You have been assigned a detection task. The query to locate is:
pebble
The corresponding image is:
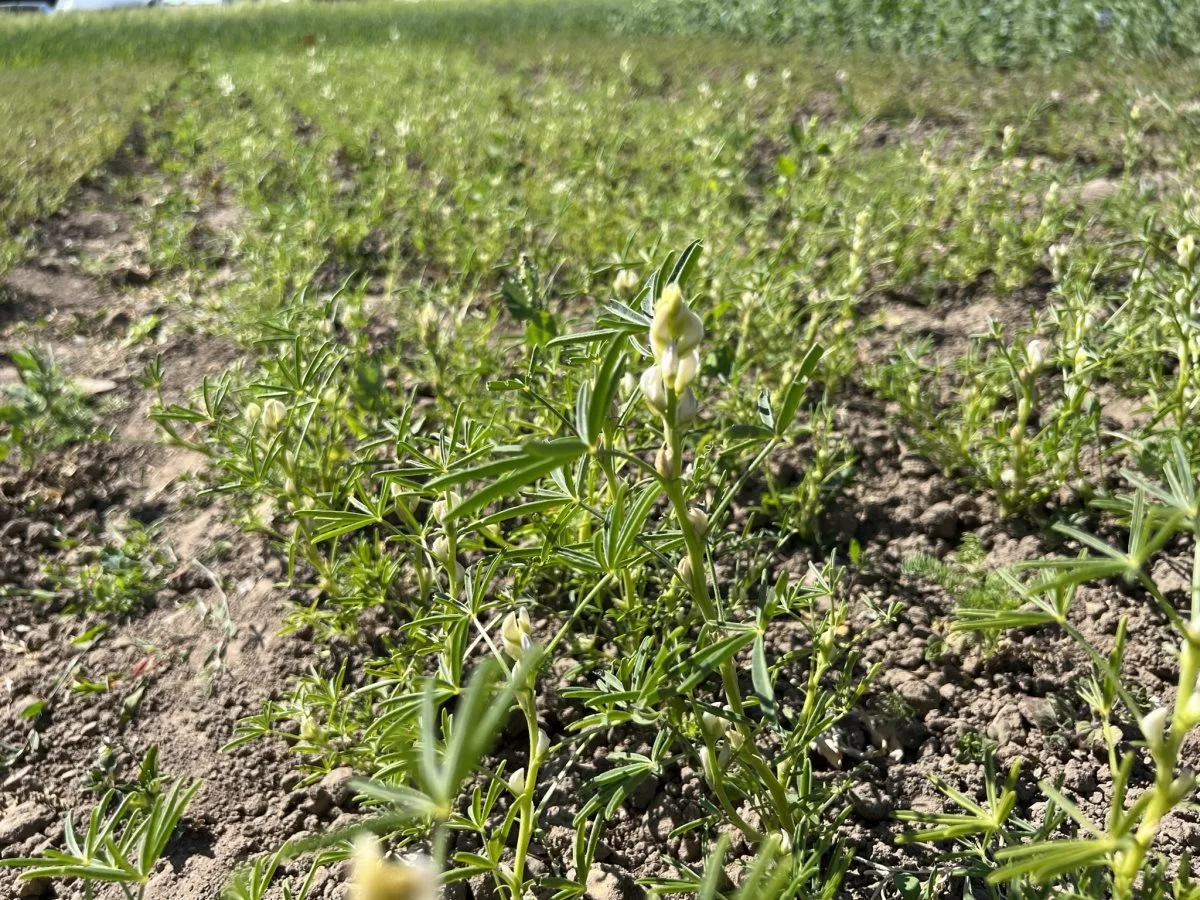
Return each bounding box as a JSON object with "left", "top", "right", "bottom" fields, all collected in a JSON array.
[
  {"left": 894, "top": 678, "right": 941, "bottom": 716},
  {"left": 316, "top": 766, "right": 358, "bottom": 810},
  {"left": 1017, "top": 696, "right": 1057, "bottom": 730},
  {"left": 585, "top": 863, "right": 645, "bottom": 900}
]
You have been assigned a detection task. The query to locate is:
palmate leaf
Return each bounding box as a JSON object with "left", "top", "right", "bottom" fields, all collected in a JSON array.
[
  {"left": 425, "top": 438, "right": 587, "bottom": 523},
  {"left": 1, "top": 774, "right": 200, "bottom": 886}
]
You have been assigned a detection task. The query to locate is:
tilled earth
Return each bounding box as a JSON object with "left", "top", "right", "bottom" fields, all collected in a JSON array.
[{"left": 1, "top": 134, "right": 1197, "bottom": 900}]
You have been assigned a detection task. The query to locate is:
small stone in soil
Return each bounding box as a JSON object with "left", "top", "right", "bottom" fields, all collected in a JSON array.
[
  {"left": 847, "top": 782, "right": 891, "bottom": 822},
  {"left": 317, "top": 766, "right": 358, "bottom": 810},
  {"left": 1017, "top": 695, "right": 1057, "bottom": 731},
  {"left": 586, "top": 863, "right": 646, "bottom": 900}
]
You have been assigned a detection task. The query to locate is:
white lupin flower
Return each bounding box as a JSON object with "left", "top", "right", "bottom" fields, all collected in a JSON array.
[
  {"left": 1141, "top": 706, "right": 1169, "bottom": 748},
  {"left": 640, "top": 366, "right": 667, "bottom": 414},
  {"left": 701, "top": 712, "right": 729, "bottom": 738},
  {"left": 1025, "top": 339, "right": 1047, "bottom": 371},
  {"left": 686, "top": 507, "right": 709, "bottom": 536},
  {"left": 431, "top": 536, "right": 451, "bottom": 564},
  {"left": 501, "top": 609, "right": 533, "bottom": 659},
  {"left": 535, "top": 728, "right": 550, "bottom": 760},
  {"left": 507, "top": 767, "right": 526, "bottom": 795},
  {"left": 262, "top": 398, "right": 287, "bottom": 431}
]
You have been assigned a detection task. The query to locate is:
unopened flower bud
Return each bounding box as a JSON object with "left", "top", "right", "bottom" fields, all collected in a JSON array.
[
  {"left": 350, "top": 833, "right": 436, "bottom": 900},
  {"left": 672, "top": 349, "right": 700, "bottom": 392},
  {"left": 536, "top": 728, "right": 550, "bottom": 760},
  {"left": 655, "top": 445, "right": 675, "bottom": 479},
  {"left": 432, "top": 536, "right": 451, "bottom": 564},
  {"left": 727, "top": 727, "right": 745, "bottom": 751},
  {"left": 431, "top": 492, "right": 462, "bottom": 524},
  {"left": 1183, "top": 692, "right": 1200, "bottom": 724},
  {"left": 1187, "top": 618, "right": 1200, "bottom": 645},
  {"left": 676, "top": 387, "right": 698, "bottom": 424},
  {"left": 1141, "top": 706, "right": 1169, "bottom": 749},
  {"left": 640, "top": 366, "right": 667, "bottom": 415},
  {"left": 300, "top": 715, "right": 324, "bottom": 744},
  {"left": 1170, "top": 770, "right": 1197, "bottom": 802},
  {"left": 507, "top": 767, "right": 526, "bottom": 795},
  {"left": 686, "top": 507, "right": 709, "bottom": 536},
  {"left": 676, "top": 556, "right": 693, "bottom": 584},
  {"left": 701, "top": 712, "right": 729, "bottom": 738},
  {"left": 243, "top": 402, "right": 262, "bottom": 425},
  {"left": 262, "top": 398, "right": 287, "bottom": 430},
  {"left": 698, "top": 746, "right": 716, "bottom": 784},
  {"left": 650, "top": 283, "right": 704, "bottom": 358}
]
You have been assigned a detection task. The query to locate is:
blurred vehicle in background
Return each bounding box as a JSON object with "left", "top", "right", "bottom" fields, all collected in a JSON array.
[
  {"left": 0, "top": 1, "right": 54, "bottom": 12},
  {"left": 55, "top": 0, "right": 159, "bottom": 9}
]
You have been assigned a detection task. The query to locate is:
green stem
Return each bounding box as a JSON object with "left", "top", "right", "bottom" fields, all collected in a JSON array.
[
  {"left": 511, "top": 694, "right": 540, "bottom": 898},
  {"left": 661, "top": 400, "right": 795, "bottom": 832},
  {"left": 1112, "top": 639, "right": 1198, "bottom": 897}
]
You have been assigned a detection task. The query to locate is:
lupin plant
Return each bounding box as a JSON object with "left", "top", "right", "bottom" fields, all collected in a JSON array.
[
  {"left": 415, "top": 243, "right": 876, "bottom": 889},
  {"left": 904, "top": 443, "right": 1200, "bottom": 896}
]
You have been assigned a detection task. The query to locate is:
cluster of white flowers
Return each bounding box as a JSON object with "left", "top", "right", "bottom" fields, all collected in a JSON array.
[{"left": 639, "top": 283, "right": 704, "bottom": 425}]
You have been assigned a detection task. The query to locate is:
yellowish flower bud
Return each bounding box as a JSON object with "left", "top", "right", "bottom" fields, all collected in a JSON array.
[
  {"left": 672, "top": 349, "right": 700, "bottom": 393},
  {"left": 727, "top": 727, "right": 745, "bottom": 751},
  {"left": 676, "top": 556, "right": 693, "bottom": 584},
  {"left": 1179, "top": 234, "right": 1197, "bottom": 269},
  {"left": 299, "top": 715, "right": 324, "bottom": 744},
  {"left": 655, "top": 445, "right": 675, "bottom": 479},
  {"left": 650, "top": 283, "right": 704, "bottom": 358},
  {"left": 349, "top": 834, "right": 436, "bottom": 900},
  {"left": 243, "top": 402, "right": 262, "bottom": 426},
  {"left": 613, "top": 268, "right": 639, "bottom": 295},
  {"left": 536, "top": 728, "right": 550, "bottom": 760},
  {"left": 686, "top": 507, "right": 709, "bottom": 536}
]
